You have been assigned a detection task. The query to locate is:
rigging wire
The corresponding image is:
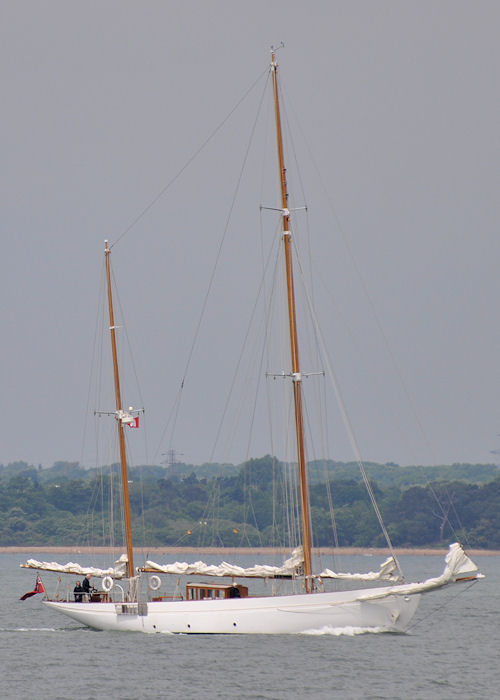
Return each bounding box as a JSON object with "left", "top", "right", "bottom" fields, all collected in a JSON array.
[
  {"left": 278, "top": 79, "right": 470, "bottom": 554},
  {"left": 238, "top": 243, "right": 284, "bottom": 547},
  {"left": 406, "top": 579, "right": 479, "bottom": 632},
  {"left": 283, "top": 89, "right": 460, "bottom": 504},
  {"left": 209, "top": 226, "right": 280, "bottom": 461},
  {"left": 197, "top": 232, "right": 280, "bottom": 547},
  {"left": 269, "top": 78, "right": 337, "bottom": 560},
  {"left": 111, "top": 67, "right": 269, "bottom": 250},
  {"left": 81, "top": 262, "right": 108, "bottom": 549},
  {"left": 111, "top": 269, "right": 148, "bottom": 455},
  {"left": 259, "top": 215, "right": 301, "bottom": 555},
  {"left": 280, "top": 70, "right": 431, "bottom": 453},
  {"left": 293, "top": 239, "right": 404, "bottom": 576},
  {"left": 80, "top": 261, "right": 106, "bottom": 473},
  {"left": 267, "top": 211, "right": 304, "bottom": 553},
  {"left": 109, "top": 264, "right": 150, "bottom": 556},
  {"left": 151, "top": 380, "right": 183, "bottom": 465},
  {"left": 262, "top": 219, "right": 305, "bottom": 554},
  {"left": 81, "top": 253, "right": 151, "bottom": 559},
  {"left": 153, "top": 70, "right": 272, "bottom": 464}
]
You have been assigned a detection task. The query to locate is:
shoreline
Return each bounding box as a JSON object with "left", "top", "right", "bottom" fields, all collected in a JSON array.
[{"left": 1, "top": 545, "right": 497, "bottom": 556}]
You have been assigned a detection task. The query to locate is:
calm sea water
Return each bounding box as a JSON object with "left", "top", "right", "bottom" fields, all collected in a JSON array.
[{"left": 1, "top": 551, "right": 498, "bottom": 700}]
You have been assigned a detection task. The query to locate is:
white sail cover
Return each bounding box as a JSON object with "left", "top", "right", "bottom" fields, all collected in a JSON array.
[
  {"left": 355, "top": 543, "right": 482, "bottom": 601},
  {"left": 145, "top": 547, "right": 305, "bottom": 578},
  {"left": 145, "top": 547, "right": 399, "bottom": 581},
  {"left": 319, "top": 555, "right": 399, "bottom": 581},
  {"left": 22, "top": 543, "right": 479, "bottom": 594},
  {"left": 21, "top": 553, "right": 128, "bottom": 579}
]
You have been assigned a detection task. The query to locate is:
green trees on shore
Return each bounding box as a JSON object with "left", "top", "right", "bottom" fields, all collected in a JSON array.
[{"left": 0, "top": 457, "right": 498, "bottom": 548}]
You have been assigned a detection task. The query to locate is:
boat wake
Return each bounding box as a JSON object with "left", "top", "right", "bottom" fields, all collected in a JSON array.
[
  {"left": 302, "top": 625, "right": 391, "bottom": 636},
  {"left": 2, "top": 627, "right": 58, "bottom": 633}
]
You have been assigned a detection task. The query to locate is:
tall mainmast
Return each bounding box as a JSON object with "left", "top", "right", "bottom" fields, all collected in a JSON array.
[
  {"left": 271, "top": 51, "right": 313, "bottom": 592},
  {"left": 104, "top": 241, "right": 135, "bottom": 581}
]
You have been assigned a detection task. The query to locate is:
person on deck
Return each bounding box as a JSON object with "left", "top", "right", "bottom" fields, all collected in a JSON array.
[
  {"left": 73, "top": 581, "right": 84, "bottom": 602},
  {"left": 81, "top": 574, "right": 92, "bottom": 599}
]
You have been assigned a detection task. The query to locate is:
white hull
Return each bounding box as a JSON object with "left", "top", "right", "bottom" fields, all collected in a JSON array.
[{"left": 45, "top": 586, "right": 420, "bottom": 635}]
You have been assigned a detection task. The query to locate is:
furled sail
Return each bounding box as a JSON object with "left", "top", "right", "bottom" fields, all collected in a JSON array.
[
  {"left": 319, "top": 556, "right": 399, "bottom": 581},
  {"left": 354, "top": 543, "right": 482, "bottom": 601},
  {"left": 144, "top": 547, "right": 304, "bottom": 578},
  {"left": 21, "top": 554, "right": 128, "bottom": 579},
  {"left": 144, "top": 547, "right": 399, "bottom": 582}
]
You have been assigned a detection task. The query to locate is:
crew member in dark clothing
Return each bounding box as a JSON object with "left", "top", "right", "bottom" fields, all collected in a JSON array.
[
  {"left": 73, "top": 581, "right": 84, "bottom": 602},
  {"left": 81, "top": 574, "right": 92, "bottom": 599}
]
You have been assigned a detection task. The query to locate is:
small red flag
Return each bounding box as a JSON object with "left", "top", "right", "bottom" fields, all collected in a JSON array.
[
  {"left": 20, "top": 575, "right": 45, "bottom": 600},
  {"left": 127, "top": 416, "right": 139, "bottom": 429}
]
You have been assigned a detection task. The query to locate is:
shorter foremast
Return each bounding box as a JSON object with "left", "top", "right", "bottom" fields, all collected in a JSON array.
[{"left": 104, "top": 241, "right": 135, "bottom": 582}]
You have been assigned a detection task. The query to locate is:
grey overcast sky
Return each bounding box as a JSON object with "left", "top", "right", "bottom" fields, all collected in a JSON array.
[{"left": 0, "top": 1, "right": 498, "bottom": 469}]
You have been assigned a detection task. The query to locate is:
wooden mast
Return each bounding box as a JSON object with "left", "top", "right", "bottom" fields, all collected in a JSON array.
[
  {"left": 271, "top": 51, "right": 313, "bottom": 592},
  {"left": 104, "top": 241, "right": 135, "bottom": 582}
]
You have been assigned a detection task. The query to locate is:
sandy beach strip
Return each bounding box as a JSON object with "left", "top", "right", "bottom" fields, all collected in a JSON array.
[{"left": 1, "top": 545, "right": 497, "bottom": 556}]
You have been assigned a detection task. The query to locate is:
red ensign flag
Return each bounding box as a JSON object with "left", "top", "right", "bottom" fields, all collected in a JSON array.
[{"left": 20, "top": 575, "right": 45, "bottom": 601}]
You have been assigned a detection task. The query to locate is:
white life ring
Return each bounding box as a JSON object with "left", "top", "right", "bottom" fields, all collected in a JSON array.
[
  {"left": 148, "top": 575, "right": 162, "bottom": 591},
  {"left": 102, "top": 576, "right": 114, "bottom": 592}
]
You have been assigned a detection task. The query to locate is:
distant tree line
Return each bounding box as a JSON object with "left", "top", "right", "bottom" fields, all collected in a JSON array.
[{"left": 0, "top": 457, "right": 499, "bottom": 548}]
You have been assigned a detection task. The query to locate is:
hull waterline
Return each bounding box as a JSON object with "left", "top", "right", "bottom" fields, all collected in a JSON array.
[{"left": 44, "top": 587, "right": 420, "bottom": 635}]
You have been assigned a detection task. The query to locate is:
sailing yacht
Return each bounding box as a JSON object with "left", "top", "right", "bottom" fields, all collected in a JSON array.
[{"left": 22, "top": 51, "right": 481, "bottom": 634}]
